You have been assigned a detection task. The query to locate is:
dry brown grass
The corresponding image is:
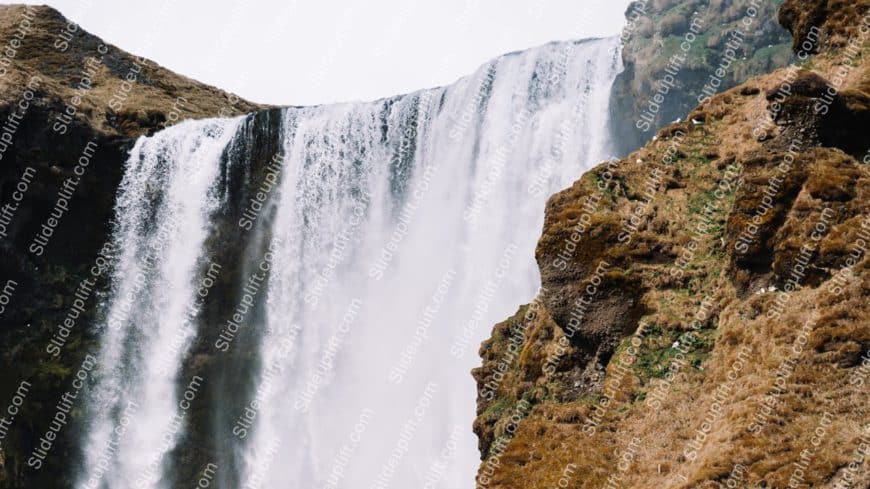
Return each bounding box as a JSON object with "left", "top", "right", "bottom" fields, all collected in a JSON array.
[
  {"left": 0, "top": 5, "right": 265, "bottom": 137},
  {"left": 474, "top": 3, "right": 870, "bottom": 487}
]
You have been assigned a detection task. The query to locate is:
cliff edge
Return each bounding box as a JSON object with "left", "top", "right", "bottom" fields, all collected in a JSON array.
[
  {"left": 474, "top": 1, "right": 869, "bottom": 487},
  {"left": 0, "top": 6, "right": 262, "bottom": 487}
]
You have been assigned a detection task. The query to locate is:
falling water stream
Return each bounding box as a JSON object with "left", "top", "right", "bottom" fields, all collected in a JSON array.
[{"left": 76, "top": 37, "right": 622, "bottom": 489}]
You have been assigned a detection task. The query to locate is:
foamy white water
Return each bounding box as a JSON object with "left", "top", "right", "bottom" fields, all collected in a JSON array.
[
  {"left": 76, "top": 117, "right": 245, "bottom": 489},
  {"left": 78, "top": 37, "right": 622, "bottom": 489}
]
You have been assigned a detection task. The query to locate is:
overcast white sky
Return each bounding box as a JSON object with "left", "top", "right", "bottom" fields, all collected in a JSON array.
[{"left": 25, "top": 0, "right": 632, "bottom": 106}]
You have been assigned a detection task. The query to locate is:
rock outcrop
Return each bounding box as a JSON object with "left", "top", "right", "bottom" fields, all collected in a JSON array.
[
  {"left": 0, "top": 5, "right": 262, "bottom": 487},
  {"left": 474, "top": 1, "right": 870, "bottom": 487},
  {"left": 609, "top": 0, "right": 794, "bottom": 156}
]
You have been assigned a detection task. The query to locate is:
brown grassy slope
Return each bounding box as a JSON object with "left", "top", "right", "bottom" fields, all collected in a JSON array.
[
  {"left": 0, "top": 4, "right": 264, "bottom": 137},
  {"left": 473, "top": 1, "right": 870, "bottom": 488}
]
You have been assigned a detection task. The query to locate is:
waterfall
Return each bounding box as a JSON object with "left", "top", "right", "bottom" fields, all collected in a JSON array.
[
  {"left": 76, "top": 117, "right": 246, "bottom": 489},
  {"left": 76, "top": 36, "right": 622, "bottom": 489}
]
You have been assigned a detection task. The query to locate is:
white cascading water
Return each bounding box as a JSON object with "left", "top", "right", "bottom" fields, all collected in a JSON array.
[
  {"left": 77, "top": 37, "right": 622, "bottom": 489},
  {"left": 76, "top": 117, "right": 245, "bottom": 489}
]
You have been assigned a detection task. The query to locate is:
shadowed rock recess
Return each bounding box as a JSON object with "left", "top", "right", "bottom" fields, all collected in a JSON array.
[{"left": 473, "top": 0, "right": 869, "bottom": 487}]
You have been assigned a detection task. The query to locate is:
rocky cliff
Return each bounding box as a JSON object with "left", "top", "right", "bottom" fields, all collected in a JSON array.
[
  {"left": 0, "top": 5, "right": 262, "bottom": 487},
  {"left": 474, "top": 0, "right": 870, "bottom": 487},
  {"left": 609, "top": 0, "right": 794, "bottom": 156},
  {"left": 0, "top": 2, "right": 866, "bottom": 488}
]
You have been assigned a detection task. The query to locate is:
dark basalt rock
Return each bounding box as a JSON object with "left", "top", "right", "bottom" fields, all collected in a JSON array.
[{"left": 0, "top": 5, "right": 263, "bottom": 487}]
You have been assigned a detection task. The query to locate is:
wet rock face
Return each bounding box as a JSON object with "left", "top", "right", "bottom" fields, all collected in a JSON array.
[
  {"left": 167, "top": 108, "right": 286, "bottom": 488},
  {"left": 0, "top": 105, "right": 127, "bottom": 268},
  {"left": 0, "top": 6, "right": 262, "bottom": 487},
  {"left": 0, "top": 101, "right": 131, "bottom": 489}
]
